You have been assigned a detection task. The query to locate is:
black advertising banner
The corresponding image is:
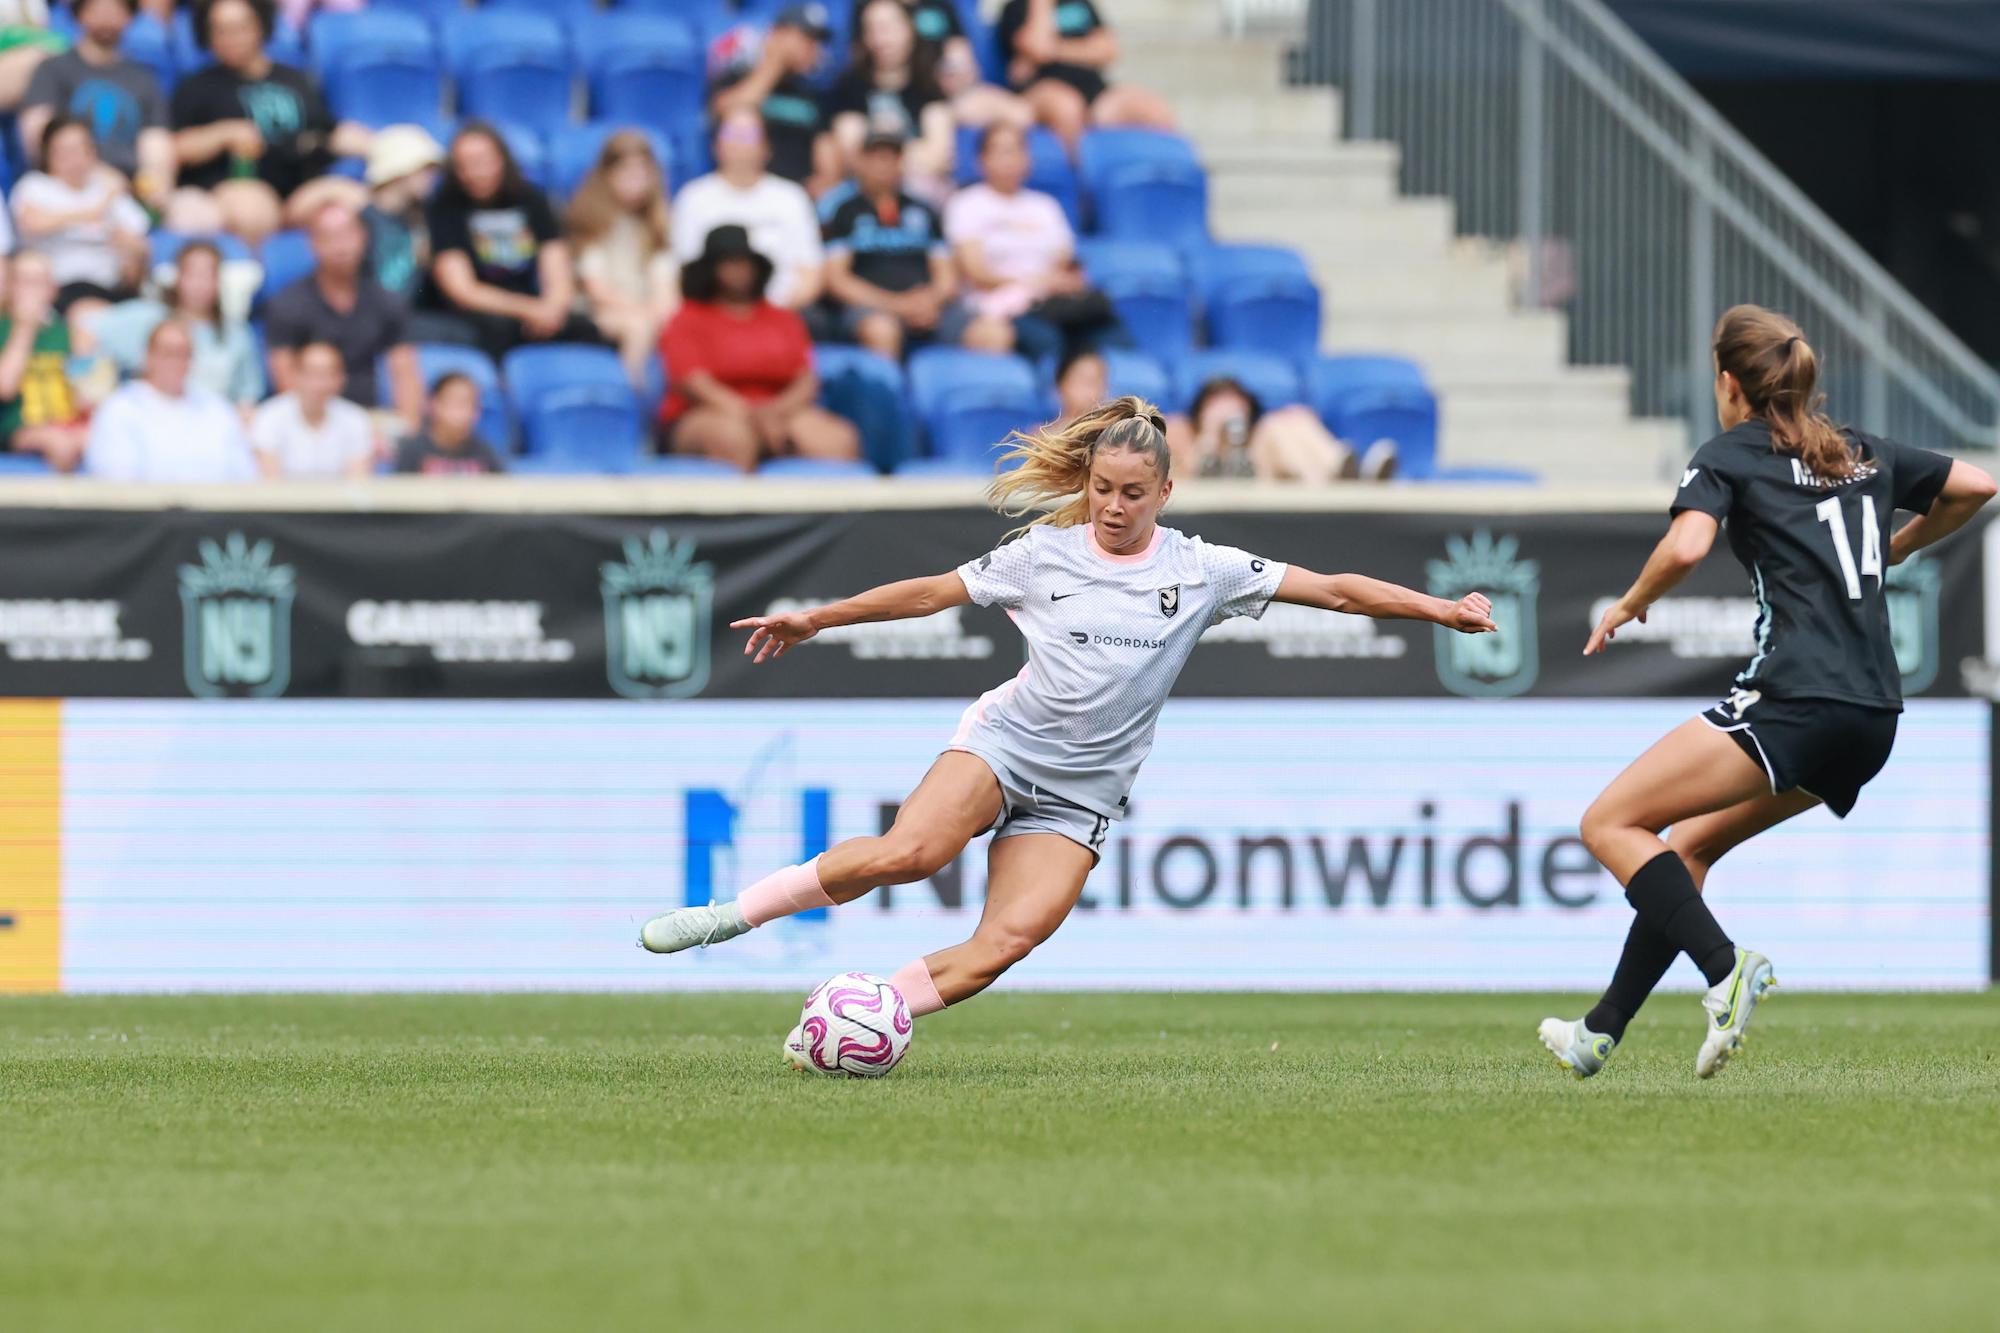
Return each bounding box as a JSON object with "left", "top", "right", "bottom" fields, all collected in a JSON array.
[{"left": 0, "top": 506, "right": 1983, "bottom": 701}]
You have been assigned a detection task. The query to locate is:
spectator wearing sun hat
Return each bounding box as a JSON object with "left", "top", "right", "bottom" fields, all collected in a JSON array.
[{"left": 289, "top": 123, "right": 444, "bottom": 306}]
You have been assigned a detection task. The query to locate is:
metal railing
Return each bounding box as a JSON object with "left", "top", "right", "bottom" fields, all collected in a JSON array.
[{"left": 1293, "top": 0, "right": 2000, "bottom": 454}]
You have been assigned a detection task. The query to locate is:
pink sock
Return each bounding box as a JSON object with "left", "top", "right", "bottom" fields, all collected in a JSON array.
[
  {"left": 889, "top": 958, "right": 945, "bottom": 1017},
  {"left": 736, "top": 856, "right": 834, "bottom": 927}
]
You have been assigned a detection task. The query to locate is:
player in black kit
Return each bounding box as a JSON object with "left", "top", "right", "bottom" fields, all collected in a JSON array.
[{"left": 1539, "top": 303, "right": 1996, "bottom": 1080}]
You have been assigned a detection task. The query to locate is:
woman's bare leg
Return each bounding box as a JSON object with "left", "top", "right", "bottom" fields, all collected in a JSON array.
[{"left": 896, "top": 831, "right": 1095, "bottom": 1010}]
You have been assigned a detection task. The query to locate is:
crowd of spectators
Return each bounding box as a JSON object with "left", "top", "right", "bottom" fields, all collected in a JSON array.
[{"left": 0, "top": 0, "right": 1394, "bottom": 484}]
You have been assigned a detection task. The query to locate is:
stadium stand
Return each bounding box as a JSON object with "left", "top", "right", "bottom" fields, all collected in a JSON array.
[{"left": 0, "top": 0, "right": 1695, "bottom": 484}]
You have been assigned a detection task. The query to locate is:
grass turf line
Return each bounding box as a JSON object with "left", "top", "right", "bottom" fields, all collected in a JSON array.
[{"left": 2, "top": 992, "right": 1996, "bottom": 1332}]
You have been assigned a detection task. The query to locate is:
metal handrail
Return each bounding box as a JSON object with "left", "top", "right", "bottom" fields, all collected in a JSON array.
[{"left": 1298, "top": 0, "right": 2000, "bottom": 453}]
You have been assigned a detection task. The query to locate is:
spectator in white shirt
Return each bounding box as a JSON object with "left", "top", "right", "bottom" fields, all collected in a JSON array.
[
  {"left": 85, "top": 318, "right": 256, "bottom": 482},
  {"left": 671, "top": 109, "right": 823, "bottom": 310},
  {"left": 250, "top": 340, "right": 374, "bottom": 479},
  {"left": 11, "top": 116, "right": 150, "bottom": 331}
]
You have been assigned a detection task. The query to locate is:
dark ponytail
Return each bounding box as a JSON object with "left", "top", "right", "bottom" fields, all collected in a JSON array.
[{"left": 1713, "top": 303, "right": 1854, "bottom": 482}]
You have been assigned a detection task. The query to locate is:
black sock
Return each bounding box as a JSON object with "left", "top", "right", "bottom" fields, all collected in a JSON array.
[
  {"left": 1585, "top": 917, "right": 1679, "bottom": 1041},
  {"left": 1623, "top": 849, "right": 1737, "bottom": 986}
]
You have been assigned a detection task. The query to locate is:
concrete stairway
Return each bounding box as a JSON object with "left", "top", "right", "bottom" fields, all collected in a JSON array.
[{"left": 1108, "top": 0, "right": 1685, "bottom": 484}]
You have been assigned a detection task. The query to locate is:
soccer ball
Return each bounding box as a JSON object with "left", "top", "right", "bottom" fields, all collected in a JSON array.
[{"left": 786, "top": 972, "right": 913, "bottom": 1077}]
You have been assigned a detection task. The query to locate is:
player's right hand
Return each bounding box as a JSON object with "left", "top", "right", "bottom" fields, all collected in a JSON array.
[
  {"left": 1584, "top": 600, "right": 1646, "bottom": 656},
  {"left": 730, "top": 611, "right": 819, "bottom": 664}
]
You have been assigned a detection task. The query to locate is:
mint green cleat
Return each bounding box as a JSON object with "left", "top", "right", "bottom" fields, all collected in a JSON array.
[
  {"left": 1537, "top": 1016, "right": 1616, "bottom": 1078},
  {"left": 1696, "top": 948, "right": 1777, "bottom": 1079},
  {"left": 637, "top": 899, "right": 751, "bottom": 954}
]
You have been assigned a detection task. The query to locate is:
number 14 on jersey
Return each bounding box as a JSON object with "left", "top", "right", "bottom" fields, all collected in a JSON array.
[{"left": 1815, "top": 494, "right": 1883, "bottom": 600}]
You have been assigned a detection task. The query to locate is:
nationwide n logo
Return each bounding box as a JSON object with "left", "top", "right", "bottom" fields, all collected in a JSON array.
[
  {"left": 178, "top": 533, "right": 295, "bottom": 698},
  {"left": 602, "top": 529, "right": 714, "bottom": 699},
  {"left": 1426, "top": 531, "right": 1539, "bottom": 698},
  {"left": 1885, "top": 550, "right": 1941, "bottom": 693}
]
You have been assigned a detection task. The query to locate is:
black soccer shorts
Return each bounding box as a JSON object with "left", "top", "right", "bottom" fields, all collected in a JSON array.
[{"left": 1701, "top": 690, "right": 1900, "bottom": 818}]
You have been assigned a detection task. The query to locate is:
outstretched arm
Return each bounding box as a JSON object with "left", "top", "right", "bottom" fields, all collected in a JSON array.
[
  {"left": 1584, "top": 509, "right": 1718, "bottom": 655},
  {"left": 1890, "top": 458, "right": 1998, "bottom": 565},
  {"left": 1274, "top": 566, "right": 1496, "bottom": 633},
  {"left": 730, "top": 572, "right": 972, "bottom": 664}
]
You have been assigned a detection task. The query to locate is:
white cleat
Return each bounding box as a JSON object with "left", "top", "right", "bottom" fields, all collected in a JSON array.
[
  {"left": 1537, "top": 1016, "right": 1616, "bottom": 1079},
  {"left": 637, "top": 900, "right": 751, "bottom": 955},
  {"left": 1696, "top": 948, "right": 1777, "bottom": 1079}
]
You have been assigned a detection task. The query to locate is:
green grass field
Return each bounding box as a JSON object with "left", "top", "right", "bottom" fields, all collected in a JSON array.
[{"left": 3, "top": 992, "right": 1996, "bottom": 1332}]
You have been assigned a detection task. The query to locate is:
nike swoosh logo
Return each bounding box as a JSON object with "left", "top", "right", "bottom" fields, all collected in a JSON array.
[
  {"left": 1681, "top": 467, "right": 1700, "bottom": 488},
  {"left": 1051, "top": 591, "right": 1082, "bottom": 601}
]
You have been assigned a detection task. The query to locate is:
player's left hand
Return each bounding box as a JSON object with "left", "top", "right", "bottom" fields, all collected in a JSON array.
[
  {"left": 1584, "top": 600, "right": 1646, "bottom": 656},
  {"left": 1448, "top": 592, "right": 1497, "bottom": 634},
  {"left": 730, "top": 611, "right": 819, "bottom": 664}
]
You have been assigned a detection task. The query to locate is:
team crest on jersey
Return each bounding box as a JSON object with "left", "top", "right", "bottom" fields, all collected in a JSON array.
[
  {"left": 1885, "top": 551, "right": 1940, "bottom": 693},
  {"left": 602, "top": 529, "right": 714, "bottom": 699},
  {"left": 1158, "top": 584, "right": 1180, "bottom": 618},
  {"left": 1426, "top": 531, "right": 1540, "bottom": 698},
  {"left": 178, "top": 533, "right": 295, "bottom": 698}
]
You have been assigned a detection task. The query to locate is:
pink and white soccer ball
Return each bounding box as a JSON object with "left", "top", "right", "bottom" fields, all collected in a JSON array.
[{"left": 791, "top": 972, "right": 913, "bottom": 1077}]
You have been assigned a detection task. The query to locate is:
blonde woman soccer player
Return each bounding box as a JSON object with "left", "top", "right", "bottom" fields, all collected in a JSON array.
[{"left": 639, "top": 396, "right": 1497, "bottom": 1030}]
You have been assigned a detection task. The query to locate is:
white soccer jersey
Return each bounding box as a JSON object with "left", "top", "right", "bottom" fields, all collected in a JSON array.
[{"left": 952, "top": 523, "right": 1286, "bottom": 818}]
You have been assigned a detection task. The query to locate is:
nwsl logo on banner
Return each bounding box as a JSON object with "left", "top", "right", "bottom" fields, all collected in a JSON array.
[
  {"left": 601, "top": 529, "right": 714, "bottom": 700},
  {"left": 1427, "top": 531, "right": 1539, "bottom": 699}
]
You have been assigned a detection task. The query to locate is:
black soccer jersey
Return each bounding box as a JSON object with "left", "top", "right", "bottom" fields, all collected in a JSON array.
[{"left": 1671, "top": 419, "right": 1954, "bottom": 709}]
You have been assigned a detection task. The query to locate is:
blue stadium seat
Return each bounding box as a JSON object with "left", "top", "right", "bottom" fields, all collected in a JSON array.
[
  {"left": 576, "top": 14, "right": 706, "bottom": 135},
  {"left": 907, "top": 349, "right": 1044, "bottom": 463},
  {"left": 492, "top": 123, "right": 551, "bottom": 193},
  {"left": 255, "top": 230, "right": 316, "bottom": 310},
  {"left": 443, "top": 12, "right": 573, "bottom": 135},
  {"left": 487, "top": 0, "right": 600, "bottom": 13},
  {"left": 547, "top": 124, "right": 676, "bottom": 201},
  {"left": 503, "top": 345, "right": 644, "bottom": 469},
  {"left": 1430, "top": 464, "right": 1539, "bottom": 485},
  {"left": 120, "top": 15, "right": 175, "bottom": 93},
  {"left": 178, "top": 8, "right": 305, "bottom": 75},
  {"left": 328, "top": 55, "right": 445, "bottom": 129},
  {"left": 630, "top": 455, "right": 745, "bottom": 478},
  {"left": 0, "top": 454, "right": 53, "bottom": 476},
  {"left": 149, "top": 231, "right": 253, "bottom": 272},
  {"left": 1192, "top": 244, "right": 1321, "bottom": 360},
  {"left": 954, "top": 126, "right": 1080, "bottom": 231},
  {"left": 893, "top": 456, "right": 995, "bottom": 478},
  {"left": 1096, "top": 348, "right": 1173, "bottom": 407},
  {"left": 756, "top": 458, "right": 879, "bottom": 480},
  {"left": 1076, "top": 239, "right": 1192, "bottom": 365},
  {"left": 1172, "top": 350, "right": 1303, "bottom": 416},
  {"left": 369, "top": 0, "right": 466, "bottom": 23},
  {"left": 398, "top": 343, "right": 512, "bottom": 452},
  {"left": 306, "top": 12, "right": 433, "bottom": 74},
  {"left": 1077, "top": 129, "right": 1209, "bottom": 248},
  {"left": 1307, "top": 355, "right": 1438, "bottom": 479}
]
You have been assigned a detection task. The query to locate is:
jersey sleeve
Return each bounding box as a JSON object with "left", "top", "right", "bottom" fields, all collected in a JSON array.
[
  {"left": 1670, "top": 439, "right": 1736, "bottom": 520},
  {"left": 1200, "top": 541, "right": 1286, "bottom": 624},
  {"left": 1878, "top": 437, "right": 1955, "bottom": 514},
  {"left": 956, "top": 530, "right": 1038, "bottom": 609}
]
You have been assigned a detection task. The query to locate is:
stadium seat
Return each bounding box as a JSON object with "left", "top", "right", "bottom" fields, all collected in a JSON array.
[
  {"left": 892, "top": 456, "right": 995, "bottom": 478},
  {"left": 577, "top": 13, "right": 706, "bottom": 135},
  {"left": 487, "top": 0, "right": 600, "bottom": 13},
  {"left": 400, "top": 343, "right": 512, "bottom": 452},
  {"left": 120, "top": 15, "right": 175, "bottom": 93},
  {"left": 443, "top": 12, "right": 574, "bottom": 135},
  {"left": 547, "top": 124, "right": 676, "bottom": 201},
  {"left": 327, "top": 55, "right": 445, "bottom": 129},
  {"left": 1430, "top": 464, "right": 1539, "bottom": 485},
  {"left": 369, "top": 0, "right": 465, "bottom": 23},
  {"left": 907, "top": 349, "right": 1044, "bottom": 463},
  {"left": 503, "top": 345, "right": 644, "bottom": 469},
  {"left": 305, "top": 11, "right": 433, "bottom": 73},
  {"left": 1307, "top": 355, "right": 1439, "bottom": 479},
  {"left": 1193, "top": 244, "right": 1321, "bottom": 360},
  {"left": 492, "top": 123, "right": 551, "bottom": 193},
  {"left": 953, "top": 126, "right": 1080, "bottom": 231},
  {"left": 0, "top": 454, "right": 53, "bottom": 476},
  {"left": 756, "top": 458, "right": 879, "bottom": 480},
  {"left": 254, "top": 230, "right": 316, "bottom": 310},
  {"left": 149, "top": 231, "right": 253, "bottom": 271},
  {"left": 1172, "top": 349, "right": 1303, "bottom": 416},
  {"left": 1078, "top": 129, "right": 1208, "bottom": 248},
  {"left": 1096, "top": 348, "right": 1173, "bottom": 407},
  {"left": 1076, "top": 239, "right": 1193, "bottom": 365},
  {"left": 630, "top": 455, "right": 745, "bottom": 478}
]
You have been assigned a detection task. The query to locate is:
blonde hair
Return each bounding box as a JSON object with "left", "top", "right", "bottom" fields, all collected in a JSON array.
[
  {"left": 988, "top": 395, "right": 1170, "bottom": 531},
  {"left": 565, "top": 131, "right": 670, "bottom": 253},
  {"left": 1713, "top": 303, "right": 1855, "bottom": 482}
]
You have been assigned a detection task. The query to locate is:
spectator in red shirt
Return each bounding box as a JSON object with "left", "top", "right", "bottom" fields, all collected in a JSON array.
[{"left": 658, "top": 224, "right": 859, "bottom": 472}]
